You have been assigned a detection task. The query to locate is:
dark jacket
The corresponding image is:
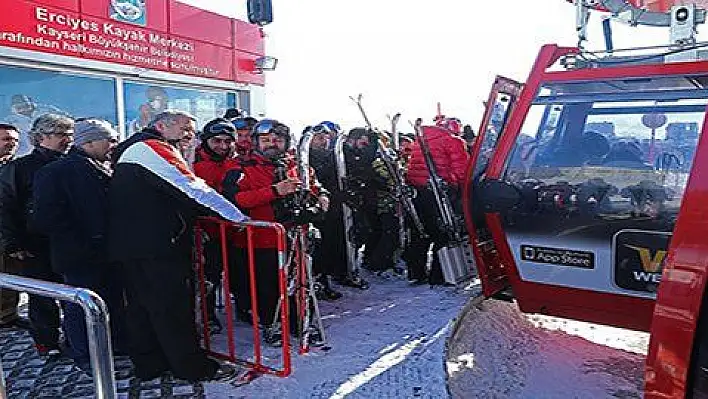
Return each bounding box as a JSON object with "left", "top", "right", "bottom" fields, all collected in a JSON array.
[
  {"left": 310, "top": 148, "right": 337, "bottom": 193},
  {"left": 0, "top": 147, "right": 63, "bottom": 254},
  {"left": 342, "top": 141, "right": 396, "bottom": 212},
  {"left": 107, "top": 128, "right": 245, "bottom": 262},
  {"left": 32, "top": 147, "right": 112, "bottom": 273}
]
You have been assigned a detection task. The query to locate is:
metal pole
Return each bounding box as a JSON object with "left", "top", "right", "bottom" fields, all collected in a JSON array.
[
  {"left": 0, "top": 273, "right": 116, "bottom": 399},
  {"left": 0, "top": 352, "right": 6, "bottom": 399}
]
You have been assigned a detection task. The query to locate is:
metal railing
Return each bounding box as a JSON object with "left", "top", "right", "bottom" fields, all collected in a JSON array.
[
  {"left": 195, "top": 217, "right": 292, "bottom": 377},
  {"left": 0, "top": 273, "right": 117, "bottom": 399}
]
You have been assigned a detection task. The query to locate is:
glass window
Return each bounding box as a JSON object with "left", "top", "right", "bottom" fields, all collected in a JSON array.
[
  {"left": 506, "top": 78, "right": 708, "bottom": 215},
  {"left": 123, "top": 81, "right": 237, "bottom": 135},
  {"left": 0, "top": 65, "right": 117, "bottom": 157},
  {"left": 237, "top": 91, "right": 250, "bottom": 116},
  {"left": 499, "top": 76, "right": 708, "bottom": 297}
]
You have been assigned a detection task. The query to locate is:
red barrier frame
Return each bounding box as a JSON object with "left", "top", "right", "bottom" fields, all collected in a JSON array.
[{"left": 194, "top": 216, "right": 292, "bottom": 378}]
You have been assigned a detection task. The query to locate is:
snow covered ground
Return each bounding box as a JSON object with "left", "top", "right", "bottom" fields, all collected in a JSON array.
[
  {"left": 446, "top": 299, "right": 650, "bottom": 399},
  {"left": 203, "top": 273, "right": 480, "bottom": 398}
]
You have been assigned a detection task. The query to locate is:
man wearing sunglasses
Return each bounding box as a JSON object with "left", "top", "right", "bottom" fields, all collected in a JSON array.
[
  {"left": 222, "top": 119, "right": 329, "bottom": 346},
  {"left": 32, "top": 119, "right": 125, "bottom": 371},
  {"left": 0, "top": 113, "right": 73, "bottom": 357}
]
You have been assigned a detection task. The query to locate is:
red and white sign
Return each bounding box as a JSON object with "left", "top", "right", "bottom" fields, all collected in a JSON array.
[{"left": 0, "top": 0, "right": 265, "bottom": 85}]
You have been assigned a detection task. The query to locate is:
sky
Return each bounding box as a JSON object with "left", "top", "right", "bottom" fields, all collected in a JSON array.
[{"left": 178, "top": 0, "right": 682, "bottom": 134}]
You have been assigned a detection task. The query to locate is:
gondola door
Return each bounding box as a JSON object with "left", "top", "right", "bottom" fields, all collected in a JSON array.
[{"left": 463, "top": 75, "right": 523, "bottom": 297}]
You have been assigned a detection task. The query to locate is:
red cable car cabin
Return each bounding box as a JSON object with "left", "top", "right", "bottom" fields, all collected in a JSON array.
[{"left": 464, "top": 44, "right": 708, "bottom": 397}]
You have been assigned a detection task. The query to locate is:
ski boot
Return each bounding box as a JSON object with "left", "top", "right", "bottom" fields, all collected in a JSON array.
[
  {"left": 315, "top": 275, "right": 343, "bottom": 301},
  {"left": 335, "top": 274, "right": 370, "bottom": 290}
]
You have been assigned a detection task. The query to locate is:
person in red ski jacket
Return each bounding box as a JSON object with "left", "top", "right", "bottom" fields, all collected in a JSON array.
[
  {"left": 221, "top": 119, "right": 329, "bottom": 345},
  {"left": 193, "top": 118, "right": 237, "bottom": 333},
  {"left": 194, "top": 118, "right": 236, "bottom": 191},
  {"left": 404, "top": 123, "right": 469, "bottom": 285},
  {"left": 406, "top": 125, "right": 468, "bottom": 189}
]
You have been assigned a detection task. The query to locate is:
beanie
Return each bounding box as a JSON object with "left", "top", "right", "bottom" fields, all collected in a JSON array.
[{"left": 73, "top": 119, "right": 117, "bottom": 147}]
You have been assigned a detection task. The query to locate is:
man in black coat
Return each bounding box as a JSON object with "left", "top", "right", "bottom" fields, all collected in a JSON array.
[
  {"left": 0, "top": 114, "right": 73, "bottom": 356},
  {"left": 32, "top": 119, "right": 124, "bottom": 371},
  {"left": 0, "top": 123, "right": 21, "bottom": 327},
  {"left": 307, "top": 124, "right": 344, "bottom": 299},
  {"left": 108, "top": 110, "right": 246, "bottom": 382}
]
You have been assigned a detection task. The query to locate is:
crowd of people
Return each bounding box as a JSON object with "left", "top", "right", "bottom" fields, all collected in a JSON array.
[{"left": 0, "top": 107, "right": 475, "bottom": 383}]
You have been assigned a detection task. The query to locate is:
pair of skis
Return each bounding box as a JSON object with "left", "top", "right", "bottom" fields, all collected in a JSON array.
[
  {"left": 348, "top": 94, "right": 426, "bottom": 242},
  {"left": 413, "top": 120, "right": 474, "bottom": 285},
  {"left": 412, "top": 120, "right": 464, "bottom": 244},
  {"left": 269, "top": 131, "right": 328, "bottom": 353}
]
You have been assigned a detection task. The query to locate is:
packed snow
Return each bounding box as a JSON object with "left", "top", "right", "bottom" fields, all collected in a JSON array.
[
  {"left": 203, "top": 272, "right": 480, "bottom": 398},
  {"left": 446, "top": 299, "right": 650, "bottom": 399},
  {"left": 194, "top": 267, "right": 652, "bottom": 399}
]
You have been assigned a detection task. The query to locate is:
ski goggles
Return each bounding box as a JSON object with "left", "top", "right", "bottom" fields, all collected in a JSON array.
[
  {"left": 319, "top": 121, "right": 341, "bottom": 133},
  {"left": 232, "top": 118, "right": 250, "bottom": 130},
  {"left": 253, "top": 119, "right": 289, "bottom": 136},
  {"left": 311, "top": 124, "right": 334, "bottom": 135},
  {"left": 201, "top": 121, "right": 236, "bottom": 138},
  {"left": 210, "top": 121, "right": 236, "bottom": 133}
]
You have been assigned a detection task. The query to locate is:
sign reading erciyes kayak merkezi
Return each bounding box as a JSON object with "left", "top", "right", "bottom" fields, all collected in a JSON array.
[
  {"left": 0, "top": 0, "right": 266, "bottom": 85},
  {"left": 521, "top": 245, "right": 595, "bottom": 269}
]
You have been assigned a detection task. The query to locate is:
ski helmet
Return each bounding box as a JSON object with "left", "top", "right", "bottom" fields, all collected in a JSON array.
[
  {"left": 232, "top": 117, "right": 258, "bottom": 131},
  {"left": 200, "top": 118, "right": 236, "bottom": 141},
  {"left": 251, "top": 119, "right": 291, "bottom": 149},
  {"left": 318, "top": 121, "right": 341, "bottom": 134},
  {"left": 310, "top": 122, "right": 336, "bottom": 137}
]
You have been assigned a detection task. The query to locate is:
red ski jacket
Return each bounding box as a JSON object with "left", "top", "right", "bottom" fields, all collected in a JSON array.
[
  {"left": 193, "top": 146, "right": 239, "bottom": 239},
  {"left": 406, "top": 125, "right": 469, "bottom": 189},
  {"left": 222, "top": 153, "right": 324, "bottom": 248},
  {"left": 193, "top": 146, "right": 233, "bottom": 193}
]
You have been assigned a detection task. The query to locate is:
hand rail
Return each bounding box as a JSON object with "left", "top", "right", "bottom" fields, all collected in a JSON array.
[{"left": 0, "top": 272, "right": 116, "bottom": 398}]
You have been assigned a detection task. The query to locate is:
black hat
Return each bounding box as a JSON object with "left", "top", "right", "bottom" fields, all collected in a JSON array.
[
  {"left": 200, "top": 118, "right": 236, "bottom": 141},
  {"left": 224, "top": 108, "right": 244, "bottom": 119}
]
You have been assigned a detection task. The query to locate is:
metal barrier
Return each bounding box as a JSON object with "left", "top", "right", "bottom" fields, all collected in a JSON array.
[
  {"left": 0, "top": 273, "right": 116, "bottom": 399},
  {"left": 195, "top": 217, "right": 292, "bottom": 378}
]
